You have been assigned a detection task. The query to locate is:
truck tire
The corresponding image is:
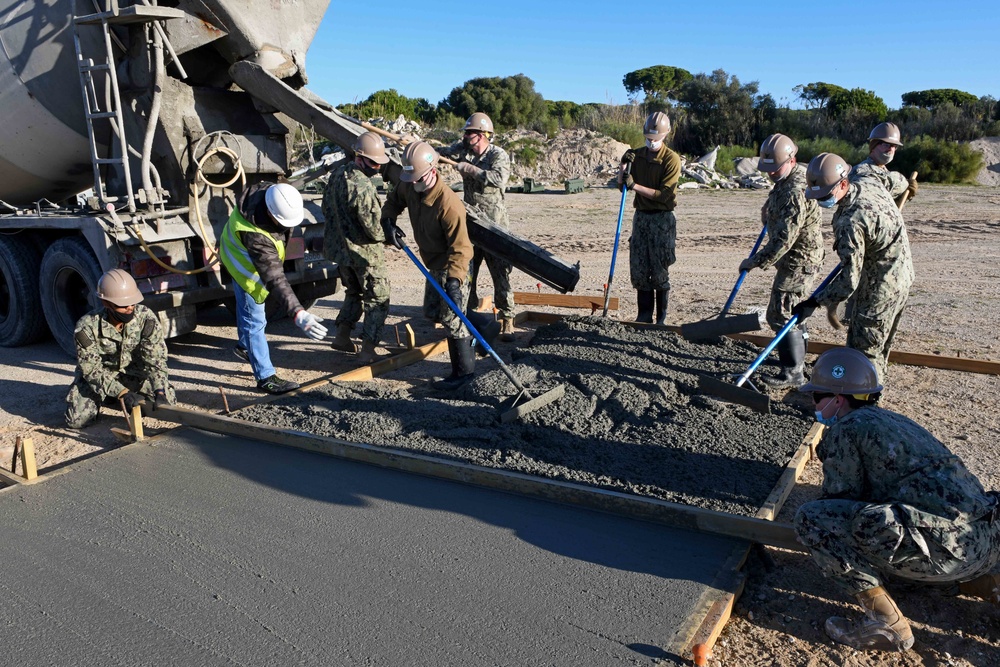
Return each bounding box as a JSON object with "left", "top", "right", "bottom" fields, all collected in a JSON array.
[
  {"left": 40, "top": 237, "right": 103, "bottom": 357},
  {"left": 0, "top": 235, "right": 50, "bottom": 347}
]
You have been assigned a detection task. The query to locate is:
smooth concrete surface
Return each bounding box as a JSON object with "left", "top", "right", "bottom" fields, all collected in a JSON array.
[{"left": 0, "top": 428, "right": 746, "bottom": 666}]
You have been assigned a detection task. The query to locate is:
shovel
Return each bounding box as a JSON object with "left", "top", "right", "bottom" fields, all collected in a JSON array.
[
  {"left": 698, "top": 265, "right": 843, "bottom": 413},
  {"left": 602, "top": 162, "right": 631, "bottom": 317},
  {"left": 344, "top": 117, "right": 460, "bottom": 166},
  {"left": 395, "top": 237, "right": 565, "bottom": 423},
  {"left": 680, "top": 224, "right": 767, "bottom": 341}
]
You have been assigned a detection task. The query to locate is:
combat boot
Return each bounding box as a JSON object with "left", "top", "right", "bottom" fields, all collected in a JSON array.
[
  {"left": 467, "top": 311, "right": 501, "bottom": 357},
  {"left": 959, "top": 572, "right": 1000, "bottom": 605},
  {"left": 500, "top": 317, "right": 516, "bottom": 342},
  {"left": 433, "top": 337, "right": 475, "bottom": 390},
  {"left": 356, "top": 339, "right": 379, "bottom": 365},
  {"left": 763, "top": 327, "right": 806, "bottom": 389},
  {"left": 825, "top": 586, "right": 914, "bottom": 652},
  {"left": 329, "top": 323, "right": 356, "bottom": 352},
  {"left": 636, "top": 290, "right": 654, "bottom": 323},
  {"left": 654, "top": 289, "right": 669, "bottom": 325}
]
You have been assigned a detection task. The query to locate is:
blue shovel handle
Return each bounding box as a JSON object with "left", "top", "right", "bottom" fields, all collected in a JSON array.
[
  {"left": 734, "top": 264, "right": 843, "bottom": 387},
  {"left": 398, "top": 241, "right": 526, "bottom": 393},
  {"left": 720, "top": 224, "right": 768, "bottom": 316},
  {"left": 602, "top": 163, "right": 631, "bottom": 317}
]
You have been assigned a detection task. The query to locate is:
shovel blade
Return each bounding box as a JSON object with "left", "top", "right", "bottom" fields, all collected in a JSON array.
[
  {"left": 500, "top": 384, "right": 566, "bottom": 423},
  {"left": 698, "top": 374, "right": 771, "bottom": 414},
  {"left": 681, "top": 313, "right": 761, "bottom": 341}
]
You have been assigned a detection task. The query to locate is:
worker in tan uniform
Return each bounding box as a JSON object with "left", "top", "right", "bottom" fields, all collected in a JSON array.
[
  {"left": 618, "top": 111, "right": 682, "bottom": 324},
  {"left": 438, "top": 112, "right": 517, "bottom": 341},
  {"left": 380, "top": 142, "right": 496, "bottom": 390}
]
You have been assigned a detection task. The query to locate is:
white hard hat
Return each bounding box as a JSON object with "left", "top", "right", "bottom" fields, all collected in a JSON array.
[{"left": 265, "top": 183, "right": 304, "bottom": 228}]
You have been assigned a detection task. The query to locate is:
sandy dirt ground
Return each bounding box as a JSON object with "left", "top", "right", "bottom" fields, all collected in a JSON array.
[{"left": 1, "top": 183, "right": 999, "bottom": 666}]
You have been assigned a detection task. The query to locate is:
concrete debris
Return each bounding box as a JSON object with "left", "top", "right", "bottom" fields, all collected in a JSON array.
[
  {"left": 695, "top": 145, "right": 720, "bottom": 171},
  {"left": 238, "top": 317, "right": 813, "bottom": 516}
]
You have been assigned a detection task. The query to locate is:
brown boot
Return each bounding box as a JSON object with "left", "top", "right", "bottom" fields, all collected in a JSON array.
[
  {"left": 959, "top": 573, "right": 1000, "bottom": 605},
  {"left": 825, "top": 586, "right": 914, "bottom": 652},
  {"left": 500, "top": 318, "right": 515, "bottom": 342},
  {"left": 329, "top": 324, "right": 356, "bottom": 352},
  {"left": 356, "top": 339, "right": 378, "bottom": 365}
]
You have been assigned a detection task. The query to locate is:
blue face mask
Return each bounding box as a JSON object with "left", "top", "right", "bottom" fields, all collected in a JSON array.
[
  {"left": 817, "top": 193, "right": 838, "bottom": 209},
  {"left": 815, "top": 410, "right": 838, "bottom": 426}
]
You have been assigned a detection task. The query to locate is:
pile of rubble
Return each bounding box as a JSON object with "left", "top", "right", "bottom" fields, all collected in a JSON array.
[{"left": 679, "top": 148, "right": 771, "bottom": 190}]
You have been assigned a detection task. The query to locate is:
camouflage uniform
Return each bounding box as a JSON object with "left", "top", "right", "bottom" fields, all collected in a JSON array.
[
  {"left": 795, "top": 406, "right": 1000, "bottom": 596},
  {"left": 382, "top": 175, "right": 473, "bottom": 339},
  {"left": 626, "top": 143, "right": 682, "bottom": 290},
  {"left": 322, "top": 161, "right": 390, "bottom": 345},
  {"left": 65, "top": 304, "right": 175, "bottom": 428},
  {"left": 439, "top": 142, "right": 514, "bottom": 318},
  {"left": 851, "top": 158, "right": 908, "bottom": 199},
  {"left": 816, "top": 176, "right": 914, "bottom": 382},
  {"left": 751, "top": 163, "right": 825, "bottom": 330}
]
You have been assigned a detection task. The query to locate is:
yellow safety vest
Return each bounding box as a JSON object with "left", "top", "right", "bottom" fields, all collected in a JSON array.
[{"left": 219, "top": 209, "right": 286, "bottom": 304}]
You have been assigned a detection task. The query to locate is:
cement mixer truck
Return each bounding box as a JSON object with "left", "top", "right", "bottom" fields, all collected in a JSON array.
[{"left": 0, "top": 0, "right": 578, "bottom": 356}]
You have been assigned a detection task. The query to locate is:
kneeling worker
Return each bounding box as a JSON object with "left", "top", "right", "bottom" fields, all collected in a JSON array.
[
  {"left": 795, "top": 347, "right": 1000, "bottom": 652},
  {"left": 220, "top": 182, "right": 328, "bottom": 394},
  {"left": 65, "top": 269, "right": 175, "bottom": 428}
]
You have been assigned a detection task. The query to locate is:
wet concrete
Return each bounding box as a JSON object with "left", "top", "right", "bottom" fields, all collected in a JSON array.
[
  {"left": 0, "top": 428, "right": 745, "bottom": 666},
  {"left": 241, "top": 317, "right": 812, "bottom": 515}
]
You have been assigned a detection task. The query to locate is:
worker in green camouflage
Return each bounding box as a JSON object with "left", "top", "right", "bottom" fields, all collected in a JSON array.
[
  {"left": 794, "top": 153, "right": 914, "bottom": 383},
  {"left": 619, "top": 111, "right": 681, "bottom": 325},
  {"left": 322, "top": 131, "right": 391, "bottom": 364},
  {"left": 794, "top": 347, "right": 1000, "bottom": 653},
  {"left": 741, "top": 134, "right": 824, "bottom": 388},
  {"left": 65, "top": 269, "right": 175, "bottom": 428},
  {"left": 438, "top": 112, "right": 517, "bottom": 341},
  {"left": 850, "top": 122, "right": 918, "bottom": 203}
]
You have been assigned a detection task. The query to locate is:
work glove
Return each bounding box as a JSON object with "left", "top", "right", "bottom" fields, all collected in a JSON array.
[
  {"left": 621, "top": 149, "right": 636, "bottom": 164},
  {"left": 294, "top": 310, "right": 328, "bottom": 341},
  {"left": 444, "top": 277, "right": 464, "bottom": 306},
  {"left": 622, "top": 174, "right": 635, "bottom": 191},
  {"left": 905, "top": 175, "right": 918, "bottom": 200},
  {"left": 455, "top": 161, "right": 484, "bottom": 179},
  {"left": 791, "top": 297, "right": 819, "bottom": 322},
  {"left": 738, "top": 257, "right": 756, "bottom": 273},
  {"left": 153, "top": 390, "right": 170, "bottom": 410},
  {"left": 388, "top": 225, "right": 406, "bottom": 250},
  {"left": 120, "top": 391, "right": 141, "bottom": 413}
]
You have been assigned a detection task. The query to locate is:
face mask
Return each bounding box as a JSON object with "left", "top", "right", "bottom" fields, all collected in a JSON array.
[
  {"left": 107, "top": 308, "right": 134, "bottom": 325},
  {"left": 413, "top": 179, "right": 430, "bottom": 193},
  {"left": 817, "top": 193, "right": 838, "bottom": 209},
  {"left": 815, "top": 410, "right": 838, "bottom": 426},
  {"left": 359, "top": 158, "right": 380, "bottom": 177},
  {"left": 645, "top": 139, "right": 662, "bottom": 151}
]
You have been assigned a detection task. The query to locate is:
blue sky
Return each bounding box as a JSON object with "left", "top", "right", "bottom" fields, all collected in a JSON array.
[{"left": 305, "top": 1, "right": 998, "bottom": 110}]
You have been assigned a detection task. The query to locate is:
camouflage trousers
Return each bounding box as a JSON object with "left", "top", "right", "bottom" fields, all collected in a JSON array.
[
  {"left": 423, "top": 268, "right": 470, "bottom": 339},
  {"left": 629, "top": 210, "right": 676, "bottom": 291},
  {"left": 469, "top": 246, "right": 515, "bottom": 319},
  {"left": 795, "top": 499, "right": 1000, "bottom": 596},
  {"left": 766, "top": 268, "right": 818, "bottom": 330},
  {"left": 334, "top": 263, "right": 390, "bottom": 344},
  {"left": 846, "top": 284, "right": 910, "bottom": 383},
  {"left": 65, "top": 374, "right": 176, "bottom": 429}
]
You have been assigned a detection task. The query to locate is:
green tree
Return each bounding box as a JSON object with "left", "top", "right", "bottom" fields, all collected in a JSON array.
[
  {"left": 622, "top": 65, "right": 693, "bottom": 103},
  {"left": 827, "top": 88, "right": 888, "bottom": 119},
  {"left": 793, "top": 82, "right": 848, "bottom": 109},
  {"left": 439, "top": 74, "right": 548, "bottom": 131},
  {"left": 901, "top": 88, "right": 979, "bottom": 109},
  {"left": 674, "top": 69, "right": 767, "bottom": 152},
  {"left": 337, "top": 89, "right": 435, "bottom": 124}
]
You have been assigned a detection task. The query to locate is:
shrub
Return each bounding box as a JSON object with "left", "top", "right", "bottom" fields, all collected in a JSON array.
[
  {"left": 505, "top": 137, "right": 544, "bottom": 168},
  {"left": 892, "top": 136, "right": 984, "bottom": 184},
  {"left": 337, "top": 89, "right": 435, "bottom": 124},
  {"left": 576, "top": 103, "right": 647, "bottom": 147},
  {"left": 795, "top": 137, "right": 868, "bottom": 165},
  {"left": 714, "top": 145, "right": 759, "bottom": 174}
]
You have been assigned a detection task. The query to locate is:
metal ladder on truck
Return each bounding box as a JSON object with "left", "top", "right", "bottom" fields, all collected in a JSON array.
[{"left": 71, "top": 0, "right": 184, "bottom": 214}]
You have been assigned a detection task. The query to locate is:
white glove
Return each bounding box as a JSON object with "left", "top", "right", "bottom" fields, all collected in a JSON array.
[{"left": 294, "top": 310, "right": 328, "bottom": 341}]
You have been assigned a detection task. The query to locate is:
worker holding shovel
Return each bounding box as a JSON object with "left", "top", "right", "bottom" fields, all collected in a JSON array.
[
  {"left": 740, "top": 134, "right": 824, "bottom": 388},
  {"left": 618, "top": 111, "right": 681, "bottom": 325},
  {"left": 380, "top": 141, "right": 498, "bottom": 390},
  {"left": 795, "top": 347, "right": 1000, "bottom": 652},
  {"left": 793, "top": 153, "right": 914, "bottom": 384}
]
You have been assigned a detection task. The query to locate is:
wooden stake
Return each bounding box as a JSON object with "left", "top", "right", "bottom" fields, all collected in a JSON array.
[
  {"left": 19, "top": 438, "right": 36, "bottom": 480},
  {"left": 11, "top": 436, "right": 20, "bottom": 475},
  {"left": 218, "top": 386, "right": 231, "bottom": 414},
  {"left": 131, "top": 405, "right": 144, "bottom": 441},
  {"left": 404, "top": 323, "right": 416, "bottom": 350}
]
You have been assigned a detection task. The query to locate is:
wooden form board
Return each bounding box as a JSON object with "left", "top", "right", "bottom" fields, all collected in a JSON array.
[{"left": 514, "top": 292, "right": 618, "bottom": 311}]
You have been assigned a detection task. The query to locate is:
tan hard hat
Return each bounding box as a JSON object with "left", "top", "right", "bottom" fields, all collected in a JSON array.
[
  {"left": 352, "top": 132, "right": 389, "bottom": 165},
  {"left": 400, "top": 141, "right": 439, "bottom": 183},
  {"left": 464, "top": 112, "right": 494, "bottom": 134},
  {"left": 97, "top": 268, "right": 143, "bottom": 307},
  {"left": 758, "top": 134, "right": 797, "bottom": 173},
  {"left": 868, "top": 122, "right": 903, "bottom": 147},
  {"left": 805, "top": 153, "right": 851, "bottom": 199},
  {"left": 643, "top": 111, "right": 671, "bottom": 140},
  {"left": 799, "top": 347, "right": 883, "bottom": 396}
]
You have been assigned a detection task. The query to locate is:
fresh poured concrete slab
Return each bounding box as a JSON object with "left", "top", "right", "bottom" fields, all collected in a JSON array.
[{"left": 0, "top": 428, "right": 746, "bottom": 666}]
